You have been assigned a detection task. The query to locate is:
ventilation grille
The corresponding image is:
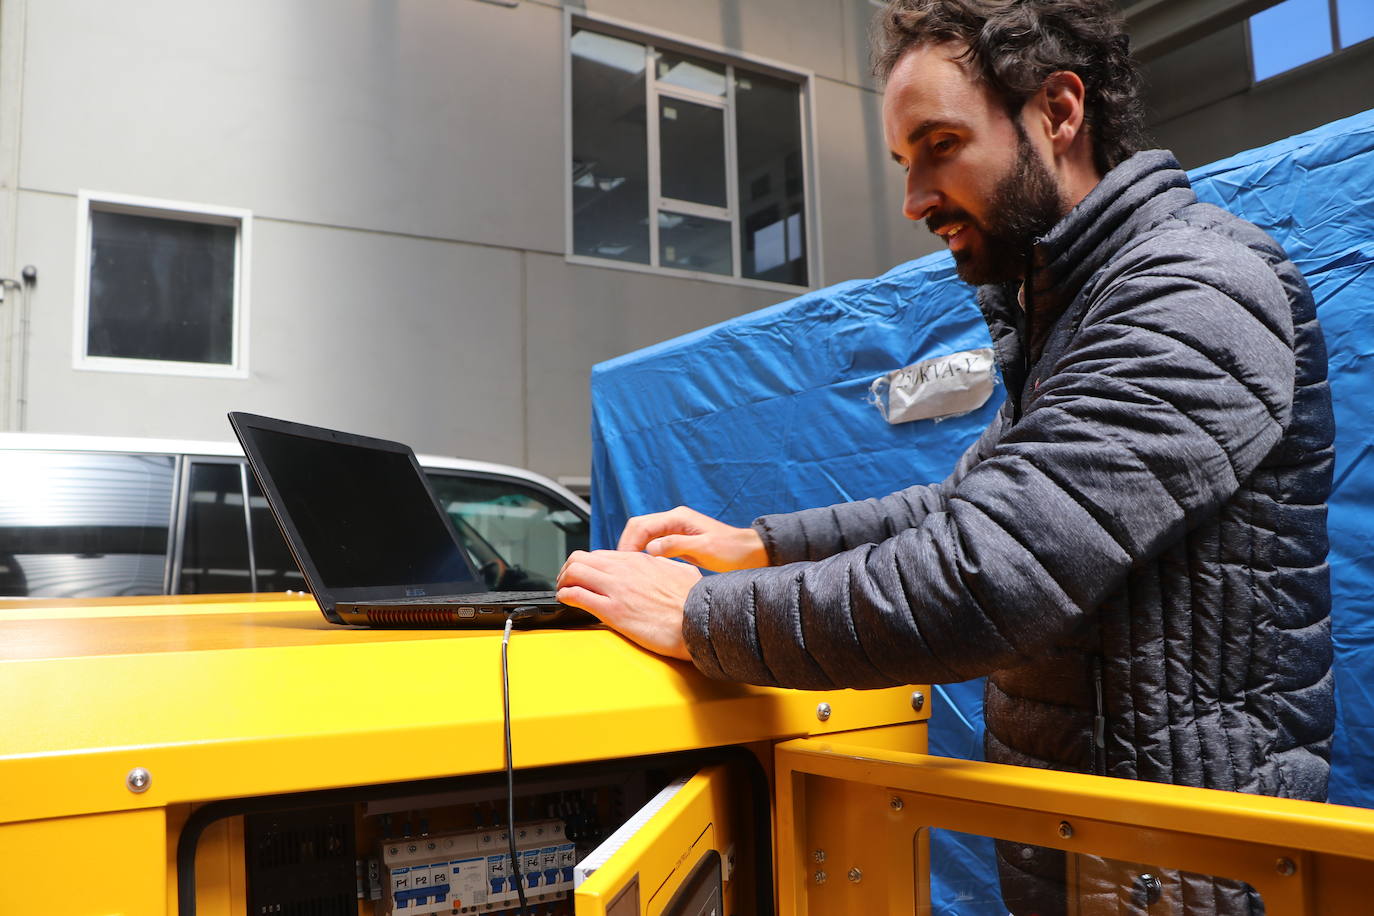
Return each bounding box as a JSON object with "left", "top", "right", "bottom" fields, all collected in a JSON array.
[
  {"left": 365, "top": 607, "right": 461, "bottom": 626},
  {"left": 245, "top": 806, "right": 356, "bottom": 916},
  {"left": 251, "top": 819, "right": 350, "bottom": 869}
]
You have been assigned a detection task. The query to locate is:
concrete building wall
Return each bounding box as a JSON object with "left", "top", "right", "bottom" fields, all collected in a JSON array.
[
  {"left": 1143, "top": 21, "right": 1374, "bottom": 169},
  {"left": 6, "top": 0, "right": 1363, "bottom": 483},
  {"left": 0, "top": 0, "right": 924, "bottom": 482}
]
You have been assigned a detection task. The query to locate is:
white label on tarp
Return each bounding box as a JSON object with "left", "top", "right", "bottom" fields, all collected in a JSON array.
[{"left": 869, "top": 347, "right": 996, "bottom": 424}]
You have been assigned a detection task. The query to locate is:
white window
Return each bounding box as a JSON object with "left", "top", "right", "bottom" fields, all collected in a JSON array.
[
  {"left": 74, "top": 191, "right": 251, "bottom": 377},
  {"left": 567, "top": 21, "right": 813, "bottom": 288}
]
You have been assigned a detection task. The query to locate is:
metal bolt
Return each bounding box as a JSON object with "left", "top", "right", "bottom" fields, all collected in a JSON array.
[
  {"left": 848, "top": 868, "right": 863, "bottom": 884},
  {"left": 1276, "top": 857, "right": 1297, "bottom": 876},
  {"left": 813, "top": 849, "right": 827, "bottom": 863},
  {"left": 126, "top": 767, "right": 151, "bottom": 793},
  {"left": 889, "top": 796, "right": 905, "bottom": 811},
  {"left": 911, "top": 691, "right": 926, "bottom": 712},
  {"left": 814, "top": 870, "right": 827, "bottom": 885},
  {"left": 1057, "top": 821, "right": 1074, "bottom": 839},
  {"left": 816, "top": 702, "right": 832, "bottom": 722}
]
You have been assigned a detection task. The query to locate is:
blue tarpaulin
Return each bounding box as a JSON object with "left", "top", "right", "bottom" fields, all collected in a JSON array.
[{"left": 591, "top": 108, "right": 1374, "bottom": 911}]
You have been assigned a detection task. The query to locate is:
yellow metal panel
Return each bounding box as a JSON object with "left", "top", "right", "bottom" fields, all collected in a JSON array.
[
  {"left": 575, "top": 763, "right": 740, "bottom": 916},
  {"left": 776, "top": 738, "right": 1374, "bottom": 916},
  {"left": 0, "top": 808, "right": 165, "bottom": 916},
  {"left": 0, "top": 591, "right": 314, "bottom": 621},
  {"left": 0, "top": 598, "right": 924, "bottom": 826}
]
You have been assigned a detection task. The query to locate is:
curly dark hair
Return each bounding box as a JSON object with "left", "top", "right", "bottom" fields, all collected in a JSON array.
[{"left": 872, "top": 0, "right": 1148, "bottom": 175}]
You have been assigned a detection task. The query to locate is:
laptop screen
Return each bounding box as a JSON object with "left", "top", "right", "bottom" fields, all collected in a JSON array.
[{"left": 249, "top": 426, "right": 473, "bottom": 590}]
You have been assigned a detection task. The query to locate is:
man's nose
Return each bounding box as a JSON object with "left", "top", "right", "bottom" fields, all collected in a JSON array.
[{"left": 903, "top": 175, "right": 940, "bottom": 223}]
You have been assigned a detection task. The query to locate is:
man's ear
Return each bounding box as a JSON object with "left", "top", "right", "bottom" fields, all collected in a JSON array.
[{"left": 1037, "top": 70, "right": 1088, "bottom": 155}]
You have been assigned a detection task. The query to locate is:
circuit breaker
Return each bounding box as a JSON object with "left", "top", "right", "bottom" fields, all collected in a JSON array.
[{"left": 381, "top": 818, "right": 577, "bottom": 914}]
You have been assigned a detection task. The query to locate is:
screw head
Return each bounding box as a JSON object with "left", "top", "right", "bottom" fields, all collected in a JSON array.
[
  {"left": 1276, "top": 857, "right": 1297, "bottom": 876},
  {"left": 889, "top": 796, "right": 905, "bottom": 811},
  {"left": 813, "top": 849, "right": 826, "bottom": 863},
  {"left": 911, "top": 691, "right": 926, "bottom": 712},
  {"left": 848, "top": 867, "right": 863, "bottom": 884},
  {"left": 813, "top": 870, "right": 827, "bottom": 885},
  {"left": 816, "top": 702, "right": 832, "bottom": 722},
  {"left": 126, "top": 767, "right": 151, "bottom": 793},
  {"left": 1057, "top": 821, "right": 1074, "bottom": 839}
]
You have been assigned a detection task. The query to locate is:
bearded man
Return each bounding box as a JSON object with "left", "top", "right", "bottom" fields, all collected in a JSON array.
[{"left": 557, "top": 2, "right": 1335, "bottom": 913}]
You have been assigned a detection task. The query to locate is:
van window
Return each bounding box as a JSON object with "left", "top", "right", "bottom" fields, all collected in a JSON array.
[
  {"left": 247, "top": 474, "right": 307, "bottom": 592},
  {"left": 426, "top": 473, "right": 589, "bottom": 590},
  {"left": 0, "top": 451, "right": 174, "bottom": 598},
  {"left": 179, "top": 461, "right": 253, "bottom": 594}
]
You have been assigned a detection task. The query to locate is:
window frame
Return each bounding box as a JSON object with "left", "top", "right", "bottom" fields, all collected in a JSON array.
[
  {"left": 72, "top": 190, "right": 253, "bottom": 378},
  {"left": 1246, "top": 0, "right": 1373, "bottom": 85},
  {"left": 563, "top": 11, "right": 823, "bottom": 293}
]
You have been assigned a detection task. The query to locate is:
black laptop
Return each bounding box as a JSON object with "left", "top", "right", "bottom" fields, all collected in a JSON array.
[{"left": 229, "top": 412, "right": 591, "bottom": 628}]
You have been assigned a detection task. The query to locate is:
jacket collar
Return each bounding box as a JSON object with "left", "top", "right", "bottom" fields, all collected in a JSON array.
[{"left": 977, "top": 150, "right": 1195, "bottom": 393}]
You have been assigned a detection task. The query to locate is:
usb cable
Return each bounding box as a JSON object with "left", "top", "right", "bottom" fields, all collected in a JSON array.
[{"left": 502, "top": 609, "right": 537, "bottom": 916}]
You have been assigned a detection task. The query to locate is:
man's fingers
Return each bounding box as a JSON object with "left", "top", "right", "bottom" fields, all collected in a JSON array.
[
  {"left": 617, "top": 506, "right": 706, "bottom": 551},
  {"left": 618, "top": 515, "right": 679, "bottom": 551},
  {"left": 557, "top": 549, "right": 591, "bottom": 583},
  {"left": 555, "top": 585, "right": 614, "bottom": 621},
  {"left": 557, "top": 554, "right": 624, "bottom": 595},
  {"left": 644, "top": 534, "right": 701, "bottom": 564}
]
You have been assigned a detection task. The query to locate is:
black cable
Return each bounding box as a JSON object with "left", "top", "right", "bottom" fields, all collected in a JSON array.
[{"left": 502, "top": 613, "right": 533, "bottom": 916}]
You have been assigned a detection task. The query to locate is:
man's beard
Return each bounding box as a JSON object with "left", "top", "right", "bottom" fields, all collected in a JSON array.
[{"left": 938, "top": 124, "right": 1065, "bottom": 286}]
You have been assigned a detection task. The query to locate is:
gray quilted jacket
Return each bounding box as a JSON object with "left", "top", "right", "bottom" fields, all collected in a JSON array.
[{"left": 681, "top": 151, "right": 1334, "bottom": 913}]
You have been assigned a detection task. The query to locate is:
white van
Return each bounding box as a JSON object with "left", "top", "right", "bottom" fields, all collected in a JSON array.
[{"left": 0, "top": 433, "right": 590, "bottom": 600}]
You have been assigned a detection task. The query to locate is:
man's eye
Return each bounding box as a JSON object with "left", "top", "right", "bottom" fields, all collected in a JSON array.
[{"left": 932, "top": 137, "right": 957, "bottom": 155}]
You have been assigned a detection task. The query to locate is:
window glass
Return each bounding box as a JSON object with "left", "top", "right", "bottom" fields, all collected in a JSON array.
[
  {"left": 569, "top": 25, "right": 808, "bottom": 286},
  {"left": 1250, "top": 0, "right": 1333, "bottom": 80},
  {"left": 0, "top": 451, "right": 173, "bottom": 598},
  {"left": 655, "top": 49, "right": 726, "bottom": 96},
  {"left": 736, "top": 71, "right": 807, "bottom": 284},
  {"left": 659, "top": 97, "right": 728, "bottom": 208},
  {"left": 659, "top": 212, "right": 733, "bottom": 275},
  {"left": 179, "top": 462, "right": 252, "bottom": 594},
  {"left": 87, "top": 209, "right": 238, "bottom": 364},
  {"left": 1338, "top": 0, "right": 1374, "bottom": 46},
  {"left": 247, "top": 475, "right": 307, "bottom": 593},
  {"left": 571, "top": 28, "right": 651, "bottom": 265},
  {"left": 425, "top": 473, "right": 589, "bottom": 591}
]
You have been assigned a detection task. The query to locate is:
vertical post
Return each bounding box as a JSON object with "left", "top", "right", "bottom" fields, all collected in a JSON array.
[{"left": 0, "top": 0, "right": 30, "bottom": 430}]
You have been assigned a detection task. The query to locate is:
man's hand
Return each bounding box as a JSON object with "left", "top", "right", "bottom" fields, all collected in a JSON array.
[
  {"left": 556, "top": 549, "right": 701, "bottom": 660},
  {"left": 616, "top": 505, "right": 768, "bottom": 572}
]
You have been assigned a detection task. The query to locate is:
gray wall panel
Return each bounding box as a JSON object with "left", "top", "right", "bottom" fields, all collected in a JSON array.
[
  {"left": 841, "top": 0, "right": 883, "bottom": 90},
  {"left": 580, "top": 0, "right": 848, "bottom": 83},
  {"left": 522, "top": 253, "right": 783, "bottom": 479},
  {"left": 1142, "top": 23, "right": 1252, "bottom": 128},
  {"left": 813, "top": 76, "right": 939, "bottom": 284},
  {"left": 1148, "top": 39, "right": 1374, "bottom": 169},
  {"left": 19, "top": 0, "right": 566, "bottom": 253},
  {"left": 16, "top": 189, "right": 526, "bottom": 464}
]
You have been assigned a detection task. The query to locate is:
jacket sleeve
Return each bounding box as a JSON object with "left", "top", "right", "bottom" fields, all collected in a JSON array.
[
  {"left": 752, "top": 408, "right": 1010, "bottom": 566},
  {"left": 683, "top": 237, "right": 1296, "bottom": 689}
]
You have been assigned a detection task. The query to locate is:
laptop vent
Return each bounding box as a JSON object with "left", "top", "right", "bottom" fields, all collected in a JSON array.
[{"left": 365, "top": 607, "right": 461, "bottom": 627}]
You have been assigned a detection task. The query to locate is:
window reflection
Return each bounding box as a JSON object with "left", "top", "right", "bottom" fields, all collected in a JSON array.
[{"left": 0, "top": 451, "right": 173, "bottom": 598}]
